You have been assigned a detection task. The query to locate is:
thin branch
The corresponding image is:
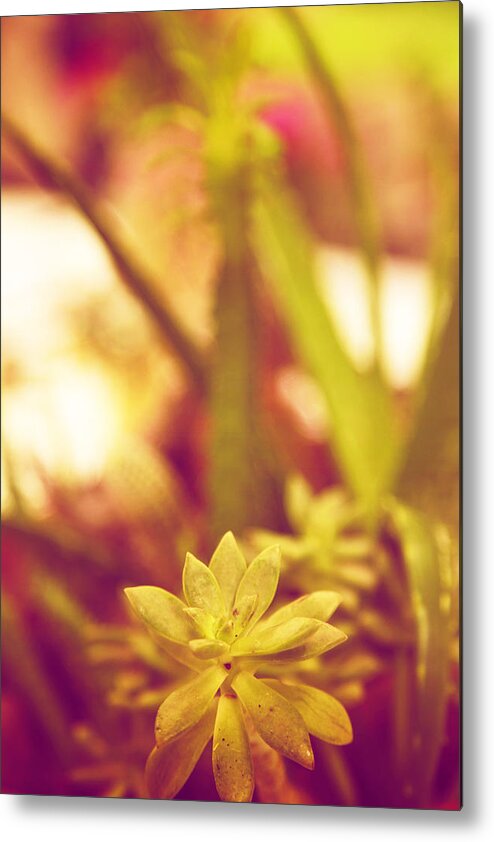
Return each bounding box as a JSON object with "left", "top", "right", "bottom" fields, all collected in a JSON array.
[
  {"left": 3, "top": 515, "right": 116, "bottom": 572},
  {"left": 2, "top": 113, "right": 208, "bottom": 395}
]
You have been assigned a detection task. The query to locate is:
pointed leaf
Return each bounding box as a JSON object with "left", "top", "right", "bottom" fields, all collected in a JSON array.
[
  {"left": 189, "top": 638, "right": 229, "bottom": 660},
  {"left": 213, "top": 695, "right": 254, "bottom": 802},
  {"left": 264, "top": 680, "right": 353, "bottom": 745},
  {"left": 285, "top": 474, "right": 313, "bottom": 532},
  {"left": 308, "top": 489, "right": 350, "bottom": 537},
  {"left": 254, "top": 190, "right": 402, "bottom": 512},
  {"left": 149, "top": 632, "right": 205, "bottom": 672},
  {"left": 183, "top": 606, "right": 217, "bottom": 638},
  {"left": 146, "top": 702, "right": 216, "bottom": 799},
  {"left": 155, "top": 664, "right": 226, "bottom": 746},
  {"left": 231, "top": 617, "right": 321, "bottom": 656},
  {"left": 125, "top": 586, "right": 197, "bottom": 643},
  {"left": 232, "top": 594, "right": 258, "bottom": 638},
  {"left": 217, "top": 618, "right": 235, "bottom": 644},
  {"left": 388, "top": 500, "right": 453, "bottom": 805},
  {"left": 260, "top": 591, "right": 342, "bottom": 628},
  {"left": 183, "top": 553, "right": 225, "bottom": 618},
  {"left": 261, "top": 622, "right": 347, "bottom": 663},
  {"left": 233, "top": 545, "right": 280, "bottom": 630},
  {"left": 209, "top": 531, "right": 247, "bottom": 611},
  {"left": 249, "top": 530, "right": 314, "bottom": 561},
  {"left": 232, "top": 672, "right": 313, "bottom": 769}
]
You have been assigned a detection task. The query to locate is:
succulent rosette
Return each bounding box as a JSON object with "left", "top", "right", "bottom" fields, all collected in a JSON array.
[
  {"left": 125, "top": 531, "right": 352, "bottom": 802},
  {"left": 250, "top": 475, "right": 377, "bottom": 607}
]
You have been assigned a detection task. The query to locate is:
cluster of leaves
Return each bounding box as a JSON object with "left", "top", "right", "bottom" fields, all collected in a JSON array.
[
  {"left": 253, "top": 476, "right": 458, "bottom": 807},
  {"left": 250, "top": 475, "right": 376, "bottom": 607},
  {"left": 125, "top": 531, "right": 352, "bottom": 801}
]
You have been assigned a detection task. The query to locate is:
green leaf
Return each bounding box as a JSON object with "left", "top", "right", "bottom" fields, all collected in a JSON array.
[
  {"left": 285, "top": 474, "right": 313, "bottom": 532},
  {"left": 149, "top": 632, "right": 205, "bottom": 672},
  {"left": 146, "top": 702, "right": 216, "bottom": 799},
  {"left": 387, "top": 500, "right": 452, "bottom": 806},
  {"left": 183, "top": 553, "right": 225, "bottom": 618},
  {"left": 232, "top": 594, "right": 258, "bottom": 638},
  {"left": 249, "top": 530, "right": 314, "bottom": 562},
  {"left": 209, "top": 531, "right": 247, "bottom": 611},
  {"left": 260, "top": 591, "right": 342, "bottom": 628},
  {"left": 233, "top": 545, "right": 281, "bottom": 630},
  {"left": 125, "top": 586, "right": 197, "bottom": 644},
  {"left": 231, "top": 617, "right": 321, "bottom": 656},
  {"left": 189, "top": 638, "right": 229, "bottom": 659},
  {"left": 155, "top": 664, "right": 226, "bottom": 746},
  {"left": 232, "top": 671, "right": 314, "bottom": 769},
  {"left": 306, "top": 488, "right": 351, "bottom": 538},
  {"left": 397, "top": 102, "right": 459, "bottom": 524},
  {"left": 264, "top": 680, "right": 353, "bottom": 745},
  {"left": 278, "top": 6, "right": 382, "bottom": 302},
  {"left": 397, "top": 291, "right": 460, "bottom": 530},
  {"left": 260, "top": 622, "right": 347, "bottom": 663},
  {"left": 253, "top": 190, "right": 401, "bottom": 511},
  {"left": 213, "top": 695, "right": 254, "bottom": 802},
  {"left": 183, "top": 606, "right": 218, "bottom": 638}
]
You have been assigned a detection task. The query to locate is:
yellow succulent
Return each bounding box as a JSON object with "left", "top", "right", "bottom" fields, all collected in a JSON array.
[{"left": 125, "top": 531, "right": 352, "bottom": 802}]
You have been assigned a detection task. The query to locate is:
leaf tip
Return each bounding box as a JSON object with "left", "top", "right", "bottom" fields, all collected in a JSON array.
[
  {"left": 301, "top": 741, "right": 315, "bottom": 770},
  {"left": 261, "top": 543, "right": 282, "bottom": 569},
  {"left": 123, "top": 586, "right": 138, "bottom": 608}
]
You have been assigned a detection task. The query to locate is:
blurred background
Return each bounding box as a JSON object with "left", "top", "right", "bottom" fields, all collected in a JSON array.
[{"left": 1, "top": 3, "right": 460, "bottom": 807}]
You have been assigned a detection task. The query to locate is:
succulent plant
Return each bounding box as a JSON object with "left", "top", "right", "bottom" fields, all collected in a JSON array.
[
  {"left": 125, "top": 531, "right": 352, "bottom": 802},
  {"left": 249, "top": 475, "right": 377, "bottom": 607}
]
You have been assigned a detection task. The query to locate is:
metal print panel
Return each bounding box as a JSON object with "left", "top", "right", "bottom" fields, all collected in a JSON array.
[{"left": 1, "top": 1, "right": 461, "bottom": 809}]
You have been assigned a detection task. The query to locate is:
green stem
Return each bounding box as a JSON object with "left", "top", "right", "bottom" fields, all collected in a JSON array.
[
  {"left": 321, "top": 744, "right": 358, "bottom": 807},
  {"left": 248, "top": 723, "right": 311, "bottom": 804},
  {"left": 209, "top": 168, "right": 258, "bottom": 536},
  {"left": 207, "top": 114, "right": 279, "bottom": 538}
]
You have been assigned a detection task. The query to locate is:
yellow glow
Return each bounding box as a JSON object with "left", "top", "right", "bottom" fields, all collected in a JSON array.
[
  {"left": 316, "top": 247, "right": 376, "bottom": 374},
  {"left": 3, "top": 362, "right": 123, "bottom": 485},
  {"left": 380, "top": 258, "right": 433, "bottom": 390},
  {"left": 276, "top": 366, "right": 328, "bottom": 442},
  {"left": 1, "top": 190, "right": 144, "bottom": 502},
  {"left": 317, "top": 246, "right": 432, "bottom": 390},
  {"left": 1, "top": 190, "right": 119, "bottom": 356}
]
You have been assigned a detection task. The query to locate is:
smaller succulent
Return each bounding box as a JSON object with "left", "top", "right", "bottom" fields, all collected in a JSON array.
[
  {"left": 125, "top": 531, "right": 352, "bottom": 802},
  {"left": 249, "top": 475, "right": 377, "bottom": 607}
]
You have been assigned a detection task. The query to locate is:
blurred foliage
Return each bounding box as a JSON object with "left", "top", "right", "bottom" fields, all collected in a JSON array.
[
  {"left": 252, "top": 3, "right": 460, "bottom": 94},
  {"left": 2, "top": 4, "right": 460, "bottom": 808}
]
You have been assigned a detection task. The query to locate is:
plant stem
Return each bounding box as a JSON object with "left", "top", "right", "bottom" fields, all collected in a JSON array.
[
  {"left": 248, "top": 727, "right": 312, "bottom": 805},
  {"left": 3, "top": 515, "right": 115, "bottom": 573},
  {"left": 320, "top": 744, "right": 358, "bottom": 806},
  {"left": 206, "top": 107, "right": 280, "bottom": 538},
  {"left": 2, "top": 113, "right": 208, "bottom": 395}
]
